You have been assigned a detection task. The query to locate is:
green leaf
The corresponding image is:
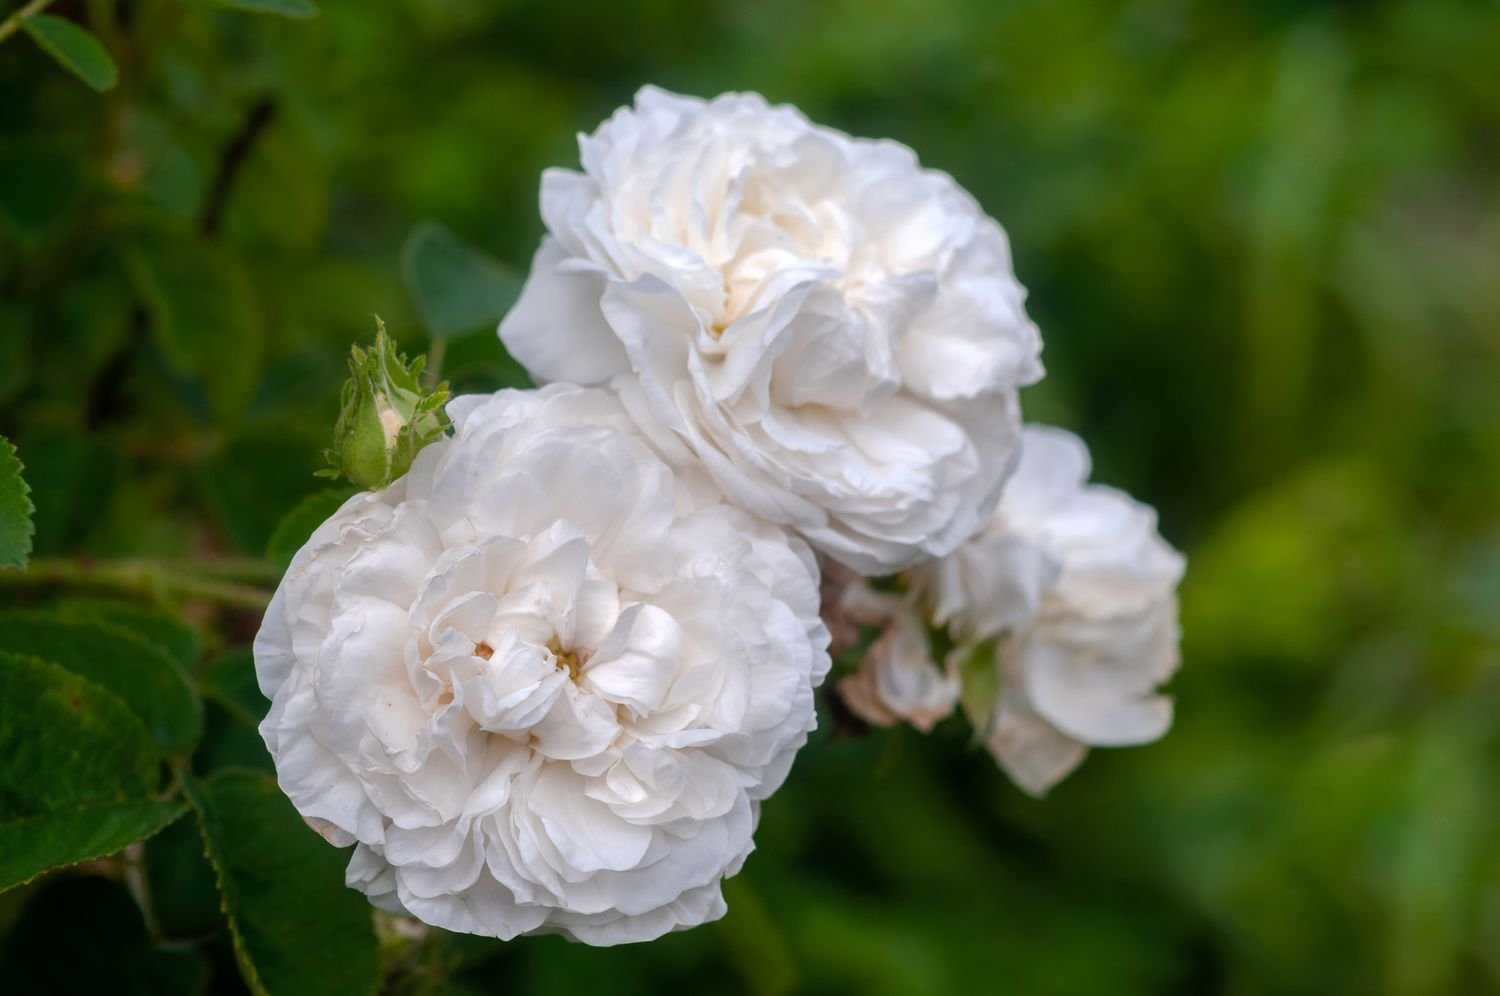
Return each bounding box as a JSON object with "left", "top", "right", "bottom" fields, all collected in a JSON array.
[
  {"left": 0, "top": 876, "right": 207, "bottom": 995},
  {"left": 202, "top": 647, "right": 270, "bottom": 726},
  {"left": 0, "top": 435, "right": 34, "bottom": 570},
  {"left": 0, "top": 800, "right": 187, "bottom": 894},
  {"left": 952, "top": 637, "right": 1000, "bottom": 733},
  {"left": 184, "top": 770, "right": 380, "bottom": 996},
  {"left": 0, "top": 613, "right": 202, "bottom": 753},
  {"left": 267, "top": 489, "right": 354, "bottom": 568},
  {"left": 0, "top": 651, "right": 169, "bottom": 891},
  {"left": 400, "top": 221, "right": 522, "bottom": 339},
  {"left": 52, "top": 597, "right": 202, "bottom": 671},
  {"left": 193, "top": 700, "right": 274, "bottom": 774},
  {"left": 125, "top": 237, "right": 265, "bottom": 422},
  {"left": 0, "top": 137, "right": 84, "bottom": 245},
  {"left": 200, "top": 0, "right": 320, "bottom": 19},
  {"left": 199, "top": 426, "right": 325, "bottom": 555},
  {"left": 194, "top": 650, "right": 274, "bottom": 774},
  {"left": 146, "top": 808, "right": 227, "bottom": 939},
  {"left": 18, "top": 429, "right": 120, "bottom": 556},
  {"left": 20, "top": 14, "right": 118, "bottom": 92}
]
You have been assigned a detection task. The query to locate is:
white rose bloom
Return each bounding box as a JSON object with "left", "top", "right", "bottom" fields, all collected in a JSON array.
[
  {"left": 500, "top": 86, "right": 1043, "bottom": 574},
  {"left": 254, "top": 384, "right": 830, "bottom": 945},
  {"left": 834, "top": 583, "right": 958, "bottom": 733},
  {"left": 910, "top": 426, "right": 1184, "bottom": 794}
]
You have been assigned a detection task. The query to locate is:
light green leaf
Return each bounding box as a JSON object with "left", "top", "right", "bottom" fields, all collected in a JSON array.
[
  {"left": 21, "top": 14, "right": 118, "bottom": 92},
  {"left": 401, "top": 221, "right": 522, "bottom": 339},
  {"left": 200, "top": 0, "right": 320, "bottom": 19},
  {"left": 953, "top": 637, "right": 1000, "bottom": 733},
  {"left": 184, "top": 770, "right": 380, "bottom": 996},
  {"left": 125, "top": 237, "right": 265, "bottom": 422},
  {"left": 266, "top": 489, "right": 353, "bottom": 568},
  {"left": 0, "top": 651, "right": 170, "bottom": 891},
  {"left": 0, "top": 435, "right": 33, "bottom": 569},
  {"left": 0, "top": 613, "right": 202, "bottom": 754}
]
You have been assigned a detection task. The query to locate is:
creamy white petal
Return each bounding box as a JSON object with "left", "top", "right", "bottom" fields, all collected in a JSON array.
[
  {"left": 255, "top": 385, "right": 830, "bottom": 944},
  {"left": 500, "top": 87, "right": 1043, "bottom": 572},
  {"left": 910, "top": 424, "right": 1185, "bottom": 792}
]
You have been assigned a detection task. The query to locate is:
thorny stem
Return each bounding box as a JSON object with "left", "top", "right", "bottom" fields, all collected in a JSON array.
[
  {"left": 0, "top": 557, "right": 277, "bottom": 611},
  {"left": 0, "top": 0, "right": 55, "bottom": 44}
]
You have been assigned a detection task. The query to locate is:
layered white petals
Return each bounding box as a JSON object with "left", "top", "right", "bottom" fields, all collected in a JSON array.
[
  {"left": 834, "top": 583, "right": 958, "bottom": 733},
  {"left": 910, "top": 425, "right": 1185, "bottom": 794},
  {"left": 500, "top": 86, "right": 1043, "bottom": 573},
  {"left": 255, "top": 384, "right": 830, "bottom": 944}
]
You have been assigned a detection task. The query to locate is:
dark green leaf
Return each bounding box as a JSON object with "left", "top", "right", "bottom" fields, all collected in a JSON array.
[
  {"left": 267, "top": 489, "right": 353, "bottom": 568},
  {"left": 17, "top": 430, "right": 119, "bottom": 556},
  {"left": 194, "top": 649, "right": 274, "bottom": 774},
  {"left": 400, "top": 221, "right": 522, "bottom": 339},
  {"left": 0, "top": 652, "right": 168, "bottom": 891},
  {"left": 202, "top": 647, "right": 270, "bottom": 726},
  {"left": 146, "top": 808, "right": 227, "bottom": 939},
  {"left": 184, "top": 770, "right": 380, "bottom": 996},
  {"left": 126, "top": 237, "right": 265, "bottom": 422},
  {"left": 0, "top": 138, "right": 83, "bottom": 245},
  {"left": 200, "top": 0, "right": 320, "bottom": 19},
  {"left": 20, "top": 14, "right": 118, "bottom": 92},
  {"left": 199, "top": 427, "right": 324, "bottom": 555},
  {"left": 1, "top": 877, "right": 207, "bottom": 995},
  {"left": 192, "top": 700, "right": 274, "bottom": 775},
  {"left": 0, "top": 436, "right": 34, "bottom": 570},
  {"left": 0, "top": 613, "right": 201, "bottom": 753},
  {"left": 52, "top": 597, "right": 202, "bottom": 671}
]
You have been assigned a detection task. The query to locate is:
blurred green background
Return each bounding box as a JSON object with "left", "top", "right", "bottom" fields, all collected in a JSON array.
[{"left": 3, "top": 0, "right": 1499, "bottom": 993}]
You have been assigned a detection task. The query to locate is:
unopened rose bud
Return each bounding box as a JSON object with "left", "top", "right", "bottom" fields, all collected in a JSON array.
[{"left": 320, "top": 319, "right": 450, "bottom": 490}]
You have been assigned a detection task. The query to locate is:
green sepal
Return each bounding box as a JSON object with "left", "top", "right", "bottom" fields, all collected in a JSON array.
[{"left": 319, "top": 318, "right": 450, "bottom": 490}]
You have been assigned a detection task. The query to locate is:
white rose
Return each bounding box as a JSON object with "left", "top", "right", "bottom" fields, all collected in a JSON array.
[
  {"left": 499, "top": 87, "right": 1043, "bottom": 573},
  {"left": 254, "top": 384, "right": 830, "bottom": 945},
  {"left": 910, "top": 426, "right": 1184, "bottom": 794},
  {"left": 834, "top": 583, "right": 958, "bottom": 733}
]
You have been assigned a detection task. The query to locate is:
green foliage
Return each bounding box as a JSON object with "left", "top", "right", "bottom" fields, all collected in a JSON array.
[
  {"left": 0, "top": 436, "right": 32, "bottom": 569},
  {"left": 0, "top": 612, "right": 202, "bottom": 753},
  {"left": 146, "top": 809, "right": 229, "bottom": 939},
  {"left": 0, "top": 651, "right": 170, "bottom": 890},
  {"left": 402, "top": 222, "right": 524, "bottom": 340},
  {"left": 184, "top": 770, "right": 380, "bottom": 996},
  {"left": 19, "top": 14, "right": 116, "bottom": 92},
  {"left": 126, "top": 236, "right": 266, "bottom": 423},
  {"left": 52, "top": 597, "right": 203, "bottom": 670}
]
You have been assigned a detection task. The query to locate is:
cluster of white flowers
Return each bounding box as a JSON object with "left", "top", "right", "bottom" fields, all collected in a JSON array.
[
  {"left": 256, "top": 88, "right": 1184, "bottom": 946},
  {"left": 844, "top": 426, "right": 1185, "bottom": 795}
]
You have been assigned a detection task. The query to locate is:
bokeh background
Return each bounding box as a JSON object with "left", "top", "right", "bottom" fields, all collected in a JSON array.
[{"left": 3, "top": 0, "right": 1499, "bottom": 993}]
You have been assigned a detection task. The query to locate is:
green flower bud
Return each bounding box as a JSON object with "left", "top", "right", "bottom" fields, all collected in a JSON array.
[{"left": 319, "top": 319, "right": 450, "bottom": 490}]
